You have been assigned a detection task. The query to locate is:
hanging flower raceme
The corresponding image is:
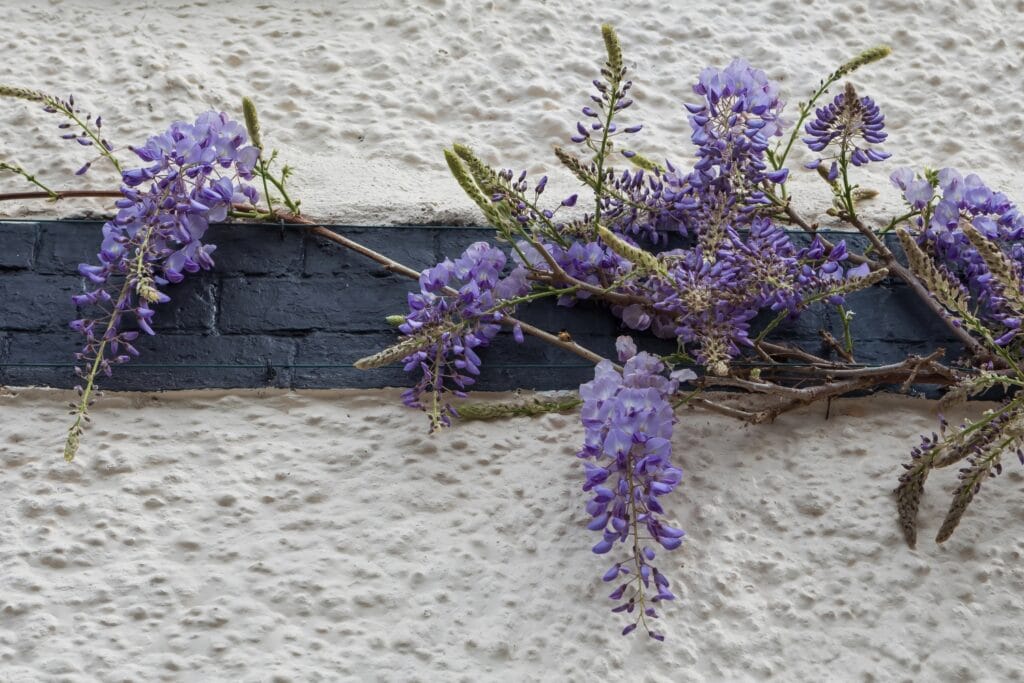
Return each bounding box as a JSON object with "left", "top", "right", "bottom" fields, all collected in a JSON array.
[
  {"left": 804, "top": 82, "right": 890, "bottom": 179},
  {"left": 892, "top": 167, "right": 1024, "bottom": 343},
  {"left": 578, "top": 337, "right": 693, "bottom": 640},
  {"left": 607, "top": 61, "right": 790, "bottom": 245},
  {"left": 0, "top": 87, "right": 117, "bottom": 175},
  {"left": 64, "top": 112, "right": 260, "bottom": 461},
  {"left": 362, "top": 242, "right": 531, "bottom": 432},
  {"left": 607, "top": 217, "right": 865, "bottom": 373},
  {"left": 568, "top": 71, "right": 640, "bottom": 148},
  {"left": 684, "top": 59, "right": 789, "bottom": 217}
]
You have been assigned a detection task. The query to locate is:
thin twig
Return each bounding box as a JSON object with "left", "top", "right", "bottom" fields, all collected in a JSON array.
[
  {"left": 845, "top": 211, "right": 992, "bottom": 363},
  {"left": 757, "top": 341, "right": 839, "bottom": 367},
  {"left": 688, "top": 396, "right": 769, "bottom": 423},
  {"left": 820, "top": 329, "right": 855, "bottom": 363},
  {"left": 528, "top": 266, "right": 643, "bottom": 306},
  {"left": 268, "top": 209, "right": 612, "bottom": 366},
  {"left": 689, "top": 350, "right": 959, "bottom": 425},
  {"left": 0, "top": 189, "right": 121, "bottom": 202}
]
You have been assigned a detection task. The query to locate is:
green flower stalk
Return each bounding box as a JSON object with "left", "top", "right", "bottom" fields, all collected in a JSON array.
[
  {"left": 0, "top": 85, "right": 121, "bottom": 173},
  {"left": 455, "top": 394, "right": 582, "bottom": 420},
  {"left": 0, "top": 159, "right": 58, "bottom": 199}
]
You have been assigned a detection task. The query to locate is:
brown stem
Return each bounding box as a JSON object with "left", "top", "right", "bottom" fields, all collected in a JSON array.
[
  {"left": 781, "top": 202, "right": 817, "bottom": 233},
  {"left": 757, "top": 363, "right": 958, "bottom": 385},
  {"left": 690, "top": 350, "right": 959, "bottom": 424},
  {"left": 267, "top": 209, "right": 612, "bottom": 366},
  {"left": 844, "top": 212, "right": 992, "bottom": 363},
  {"left": 528, "top": 268, "right": 643, "bottom": 306},
  {"left": 757, "top": 341, "right": 840, "bottom": 367},
  {"left": 688, "top": 397, "right": 770, "bottom": 423},
  {"left": 820, "top": 330, "right": 855, "bottom": 363},
  {"left": 0, "top": 190, "right": 122, "bottom": 202}
]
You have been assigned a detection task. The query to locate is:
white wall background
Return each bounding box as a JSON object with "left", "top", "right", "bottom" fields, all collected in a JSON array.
[
  {"left": 0, "top": 0, "right": 1021, "bottom": 225},
  {"left": 2, "top": 2, "right": 1024, "bottom": 681}
]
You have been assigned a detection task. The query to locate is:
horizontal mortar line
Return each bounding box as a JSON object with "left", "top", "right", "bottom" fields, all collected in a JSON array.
[
  {"left": 0, "top": 362, "right": 597, "bottom": 370},
  {"left": 1, "top": 360, "right": 979, "bottom": 372},
  {"left": 1, "top": 220, "right": 496, "bottom": 232},
  {"left": 0, "top": 219, "right": 904, "bottom": 239}
]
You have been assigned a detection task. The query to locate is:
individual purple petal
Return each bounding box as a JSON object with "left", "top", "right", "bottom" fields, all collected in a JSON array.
[
  {"left": 904, "top": 179, "right": 934, "bottom": 208},
  {"left": 615, "top": 335, "right": 637, "bottom": 362}
]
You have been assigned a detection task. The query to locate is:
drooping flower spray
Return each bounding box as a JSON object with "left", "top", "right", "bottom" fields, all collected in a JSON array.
[
  {"left": 355, "top": 241, "right": 531, "bottom": 431},
  {"left": 7, "top": 21, "right": 1023, "bottom": 646},
  {"left": 579, "top": 337, "right": 692, "bottom": 640},
  {"left": 64, "top": 113, "right": 260, "bottom": 460},
  {"left": 804, "top": 82, "right": 890, "bottom": 218}
]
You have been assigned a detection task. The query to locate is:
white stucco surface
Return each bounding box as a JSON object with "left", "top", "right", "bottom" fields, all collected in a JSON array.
[{"left": 2, "top": 1, "right": 1024, "bottom": 681}]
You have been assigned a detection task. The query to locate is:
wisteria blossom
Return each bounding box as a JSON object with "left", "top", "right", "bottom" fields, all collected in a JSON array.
[
  {"left": 65, "top": 112, "right": 260, "bottom": 460},
  {"left": 10, "top": 19, "right": 1018, "bottom": 647},
  {"left": 386, "top": 242, "right": 531, "bottom": 431},
  {"left": 892, "top": 167, "right": 1024, "bottom": 344},
  {"left": 578, "top": 337, "right": 692, "bottom": 640},
  {"left": 804, "top": 82, "right": 890, "bottom": 179}
]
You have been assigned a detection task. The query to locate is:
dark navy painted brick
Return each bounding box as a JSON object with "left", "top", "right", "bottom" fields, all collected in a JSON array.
[
  {"left": 844, "top": 284, "right": 956, "bottom": 342},
  {"left": 6, "top": 330, "right": 296, "bottom": 389},
  {"left": 219, "top": 275, "right": 401, "bottom": 333},
  {"left": 7, "top": 329, "right": 85, "bottom": 364},
  {"left": 208, "top": 223, "right": 305, "bottom": 275},
  {"left": 305, "top": 226, "right": 437, "bottom": 276},
  {"left": 35, "top": 221, "right": 97, "bottom": 275},
  {"left": 0, "top": 223, "right": 36, "bottom": 269},
  {"left": 435, "top": 227, "right": 496, "bottom": 263},
  {"left": 87, "top": 277, "right": 220, "bottom": 335},
  {"left": 515, "top": 299, "right": 623, "bottom": 338},
  {"left": 0, "top": 331, "right": 10, "bottom": 364},
  {"left": 293, "top": 331, "right": 407, "bottom": 389},
  {"left": 0, "top": 220, "right": 971, "bottom": 391},
  {"left": 150, "top": 278, "right": 218, "bottom": 332},
  {"left": 0, "top": 273, "right": 82, "bottom": 331}
]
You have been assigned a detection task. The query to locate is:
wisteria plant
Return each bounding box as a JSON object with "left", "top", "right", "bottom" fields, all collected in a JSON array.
[
  {"left": 352, "top": 26, "right": 1024, "bottom": 638},
  {"left": 3, "top": 24, "right": 1023, "bottom": 643},
  {"left": 0, "top": 88, "right": 298, "bottom": 460}
]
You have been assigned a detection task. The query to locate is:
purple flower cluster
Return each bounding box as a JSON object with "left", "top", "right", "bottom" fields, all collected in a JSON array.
[
  {"left": 603, "top": 166, "right": 686, "bottom": 244},
  {"left": 592, "top": 63, "right": 880, "bottom": 368},
  {"left": 604, "top": 60, "right": 790, "bottom": 246},
  {"left": 579, "top": 337, "right": 692, "bottom": 639},
  {"left": 399, "top": 242, "right": 531, "bottom": 430},
  {"left": 490, "top": 168, "right": 553, "bottom": 224},
  {"left": 893, "top": 167, "right": 1024, "bottom": 343},
  {"left": 804, "top": 85, "right": 890, "bottom": 179},
  {"left": 685, "top": 59, "right": 789, "bottom": 203},
  {"left": 487, "top": 60, "right": 875, "bottom": 371},
  {"left": 607, "top": 219, "right": 862, "bottom": 370},
  {"left": 71, "top": 112, "right": 259, "bottom": 383}
]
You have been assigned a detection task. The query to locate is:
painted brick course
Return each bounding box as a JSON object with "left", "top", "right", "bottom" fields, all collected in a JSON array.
[{"left": 0, "top": 221, "right": 961, "bottom": 391}]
